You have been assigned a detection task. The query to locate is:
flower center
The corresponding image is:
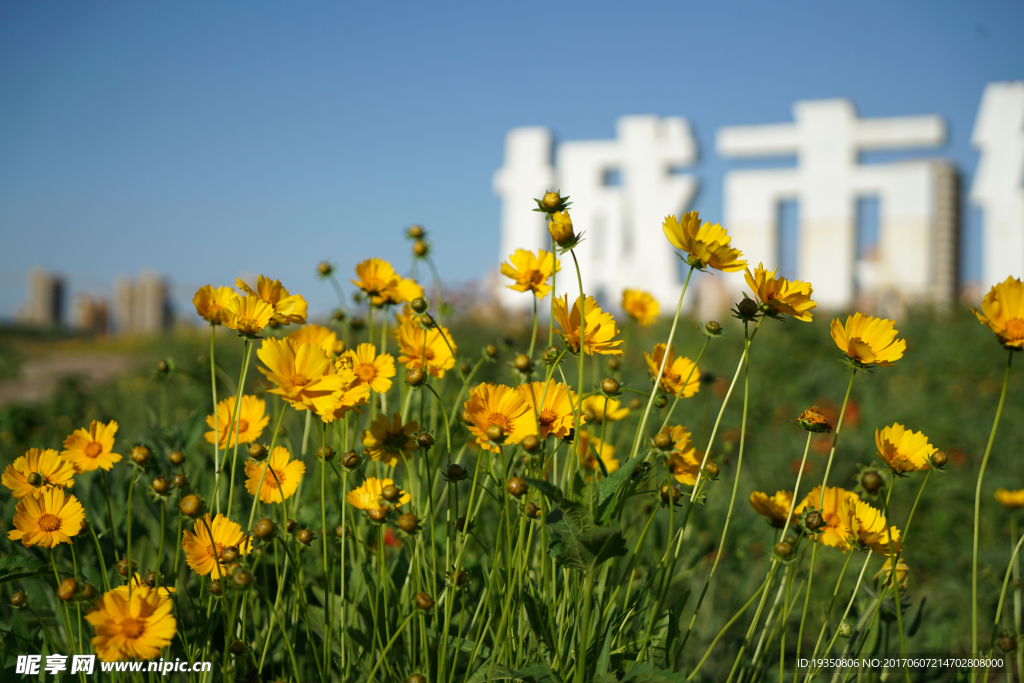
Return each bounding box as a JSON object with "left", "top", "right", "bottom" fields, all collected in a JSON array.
[
  {"left": 529, "top": 271, "right": 544, "bottom": 285},
  {"left": 84, "top": 442, "right": 103, "bottom": 458},
  {"left": 237, "top": 419, "right": 249, "bottom": 433},
  {"left": 424, "top": 349, "right": 435, "bottom": 361},
  {"left": 538, "top": 410, "right": 557, "bottom": 427},
  {"left": 1006, "top": 318, "right": 1024, "bottom": 341},
  {"left": 383, "top": 431, "right": 409, "bottom": 453},
  {"left": 356, "top": 364, "right": 377, "bottom": 382},
  {"left": 266, "top": 470, "right": 282, "bottom": 489},
  {"left": 38, "top": 514, "right": 62, "bottom": 532},
  {"left": 485, "top": 413, "right": 513, "bottom": 433},
  {"left": 291, "top": 374, "right": 310, "bottom": 388},
  {"left": 121, "top": 618, "right": 145, "bottom": 639}
]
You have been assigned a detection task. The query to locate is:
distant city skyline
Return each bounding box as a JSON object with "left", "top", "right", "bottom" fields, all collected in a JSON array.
[{"left": 1, "top": 2, "right": 1022, "bottom": 320}]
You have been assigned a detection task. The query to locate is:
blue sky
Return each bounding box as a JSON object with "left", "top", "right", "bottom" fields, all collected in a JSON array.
[{"left": 1, "top": 1, "right": 1022, "bottom": 320}]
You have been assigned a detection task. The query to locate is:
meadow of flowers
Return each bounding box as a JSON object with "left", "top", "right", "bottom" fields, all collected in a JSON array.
[{"left": 1, "top": 192, "right": 1023, "bottom": 682}]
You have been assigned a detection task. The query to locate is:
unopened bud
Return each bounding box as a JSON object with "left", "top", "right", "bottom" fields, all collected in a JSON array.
[
  {"left": 248, "top": 443, "right": 267, "bottom": 461},
  {"left": 411, "top": 297, "right": 428, "bottom": 313},
  {"left": 520, "top": 434, "right": 541, "bottom": 454},
  {"left": 507, "top": 477, "right": 527, "bottom": 498},
  {"left": 514, "top": 354, "right": 533, "bottom": 373},
  {"left": 406, "top": 368, "right": 427, "bottom": 387}
]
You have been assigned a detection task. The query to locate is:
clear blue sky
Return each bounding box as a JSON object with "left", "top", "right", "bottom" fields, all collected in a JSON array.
[{"left": 1, "top": 1, "right": 1021, "bottom": 320}]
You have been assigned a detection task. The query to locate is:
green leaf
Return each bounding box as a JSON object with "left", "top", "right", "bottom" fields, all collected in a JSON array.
[
  {"left": 524, "top": 477, "right": 564, "bottom": 504},
  {"left": 578, "top": 527, "right": 627, "bottom": 566},
  {"left": 905, "top": 595, "right": 927, "bottom": 638},
  {"left": 0, "top": 555, "right": 72, "bottom": 584}
]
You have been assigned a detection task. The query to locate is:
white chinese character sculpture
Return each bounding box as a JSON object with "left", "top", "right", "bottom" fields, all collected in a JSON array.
[
  {"left": 971, "top": 81, "right": 1024, "bottom": 289},
  {"left": 494, "top": 116, "right": 698, "bottom": 312},
  {"left": 718, "top": 99, "right": 955, "bottom": 310}
]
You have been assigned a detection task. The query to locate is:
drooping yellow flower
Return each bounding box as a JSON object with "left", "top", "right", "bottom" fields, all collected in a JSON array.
[
  {"left": 181, "top": 514, "right": 251, "bottom": 579},
  {"left": 580, "top": 430, "right": 619, "bottom": 477},
  {"left": 995, "top": 488, "right": 1024, "bottom": 510},
  {"left": 874, "top": 557, "right": 909, "bottom": 589},
  {"left": 111, "top": 574, "right": 176, "bottom": 601},
  {"left": 581, "top": 394, "right": 629, "bottom": 423},
  {"left": 830, "top": 313, "right": 906, "bottom": 367},
  {"left": 750, "top": 490, "right": 797, "bottom": 528},
  {"left": 205, "top": 395, "right": 269, "bottom": 449},
  {"left": 744, "top": 263, "right": 816, "bottom": 321},
  {"left": 662, "top": 212, "right": 746, "bottom": 272},
  {"left": 257, "top": 338, "right": 348, "bottom": 414},
  {"left": 236, "top": 275, "right": 307, "bottom": 326},
  {"left": 340, "top": 343, "right": 396, "bottom": 394},
  {"left": 837, "top": 497, "right": 902, "bottom": 556},
  {"left": 463, "top": 383, "right": 536, "bottom": 453},
  {"left": 874, "top": 423, "right": 936, "bottom": 475},
  {"left": 973, "top": 276, "right": 1024, "bottom": 348},
  {"left": 62, "top": 420, "right": 122, "bottom": 473},
  {"left": 660, "top": 426, "right": 710, "bottom": 486},
  {"left": 643, "top": 344, "right": 700, "bottom": 398},
  {"left": 548, "top": 211, "right": 576, "bottom": 247},
  {"left": 85, "top": 587, "right": 177, "bottom": 662},
  {"left": 192, "top": 285, "right": 236, "bottom": 325},
  {"left": 2, "top": 448, "right": 75, "bottom": 499},
  {"left": 552, "top": 294, "right": 624, "bottom": 357},
  {"left": 244, "top": 446, "right": 305, "bottom": 504},
  {"left": 361, "top": 413, "right": 420, "bottom": 466},
  {"left": 519, "top": 380, "right": 580, "bottom": 440},
  {"left": 288, "top": 324, "right": 339, "bottom": 356},
  {"left": 395, "top": 322, "right": 456, "bottom": 378},
  {"left": 796, "top": 486, "right": 860, "bottom": 552},
  {"left": 622, "top": 289, "right": 660, "bottom": 327},
  {"left": 500, "top": 249, "right": 560, "bottom": 299},
  {"left": 347, "top": 477, "right": 411, "bottom": 511},
  {"left": 351, "top": 258, "right": 424, "bottom": 307},
  {"left": 223, "top": 294, "right": 274, "bottom": 336},
  {"left": 8, "top": 488, "right": 85, "bottom": 548}
]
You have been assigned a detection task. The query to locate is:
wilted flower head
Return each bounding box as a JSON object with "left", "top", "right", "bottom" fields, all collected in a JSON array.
[
  {"left": 750, "top": 490, "right": 797, "bottom": 528},
  {"left": 662, "top": 212, "right": 746, "bottom": 272},
  {"left": 837, "top": 497, "right": 902, "bottom": 555},
  {"left": 796, "top": 406, "right": 833, "bottom": 433},
  {"left": 830, "top": 313, "right": 906, "bottom": 367},
  {"left": 874, "top": 557, "right": 909, "bottom": 589},
  {"left": 622, "top": 289, "right": 660, "bottom": 327},
  {"left": 501, "top": 249, "right": 560, "bottom": 299},
  {"left": 744, "top": 263, "right": 816, "bottom": 321},
  {"left": 973, "top": 276, "right": 1024, "bottom": 349}
]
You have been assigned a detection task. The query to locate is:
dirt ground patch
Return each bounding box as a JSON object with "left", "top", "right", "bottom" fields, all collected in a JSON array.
[{"left": 0, "top": 354, "right": 137, "bottom": 406}]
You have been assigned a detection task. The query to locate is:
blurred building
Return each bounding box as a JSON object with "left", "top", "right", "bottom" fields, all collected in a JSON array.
[
  {"left": 74, "top": 295, "right": 109, "bottom": 335},
  {"left": 114, "top": 271, "right": 171, "bottom": 334},
  {"left": 19, "top": 267, "right": 65, "bottom": 327}
]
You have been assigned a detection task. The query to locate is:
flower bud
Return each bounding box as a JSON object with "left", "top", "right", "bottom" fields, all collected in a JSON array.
[
  {"left": 513, "top": 354, "right": 533, "bottom": 373},
  {"left": 341, "top": 450, "right": 361, "bottom": 470},
  {"left": 180, "top": 494, "right": 204, "bottom": 518},
  {"left": 209, "top": 580, "right": 223, "bottom": 596},
  {"left": 540, "top": 192, "right": 563, "bottom": 212},
  {"left": 332, "top": 340, "right": 346, "bottom": 355},
  {"left": 172, "top": 473, "right": 188, "bottom": 489},
  {"left": 81, "top": 583, "right": 97, "bottom": 600},
  {"left": 520, "top": 434, "right": 541, "bottom": 454},
  {"left": 231, "top": 570, "right": 253, "bottom": 590},
  {"left": 459, "top": 361, "right": 472, "bottom": 374},
  {"left": 544, "top": 346, "right": 561, "bottom": 362},
  {"left": 660, "top": 485, "right": 682, "bottom": 506},
  {"left": 774, "top": 541, "right": 793, "bottom": 559},
  {"left": 254, "top": 518, "right": 275, "bottom": 540},
  {"left": 350, "top": 316, "right": 365, "bottom": 331},
  {"left": 804, "top": 510, "right": 824, "bottom": 531},
  {"left": 653, "top": 432, "right": 673, "bottom": 451},
  {"left": 485, "top": 344, "right": 498, "bottom": 358},
  {"left": 837, "top": 621, "right": 853, "bottom": 638},
  {"left": 407, "top": 675, "right": 427, "bottom": 683},
  {"left": 449, "top": 569, "right": 469, "bottom": 588},
  {"left": 736, "top": 297, "right": 759, "bottom": 318},
  {"left": 335, "top": 524, "right": 350, "bottom": 539},
  {"left": 397, "top": 513, "right": 419, "bottom": 534},
  {"left": 151, "top": 477, "right": 170, "bottom": 495},
  {"left": 27, "top": 471, "right": 44, "bottom": 487},
  {"left": 607, "top": 357, "right": 621, "bottom": 371},
  {"left": 1000, "top": 635, "right": 1018, "bottom": 653},
  {"left": 116, "top": 558, "right": 136, "bottom": 578},
  {"left": 703, "top": 462, "right": 719, "bottom": 479},
  {"left": 131, "top": 445, "right": 151, "bottom": 465},
  {"left": 860, "top": 470, "right": 883, "bottom": 494},
  {"left": 317, "top": 261, "right": 333, "bottom": 276},
  {"left": 486, "top": 425, "right": 506, "bottom": 444},
  {"left": 381, "top": 484, "right": 401, "bottom": 502},
  {"left": 168, "top": 450, "right": 185, "bottom": 466},
  {"left": 368, "top": 507, "right": 390, "bottom": 523},
  {"left": 248, "top": 443, "right": 267, "bottom": 461},
  {"left": 407, "top": 224, "right": 425, "bottom": 239},
  {"left": 930, "top": 450, "right": 947, "bottom": 468},
  {"left": 296, "top": 529, "right": 315, "bottom": 545},
  {"left": 157, "top": 359, "right": 170, "bottom": 375},
  {"left": 601, "top": 378, "right": 621, "bottom": 396},
  {"left": 220, "top": 546, "right": 240, "bottom": 563},
  {"left": 406, "top": 368, "right": 427, "bottom": 387},
  {"left": 548, "top": 211, "right": 575, "bottom": 247},
  {"left": 654, "top": 395, "right": 668, "bottom": 409},
  {"left": 414, "top": 592, "right": 434, "bottom": 610},
  {"left": 705, "top": 321, "right": 722, "bottom": 335},
  {"left": 411, "top": 297, "right": 428, "bottom": 313},
  {"left": 524, "top": 502, "right": 541, "bottom": 519},
  {"left": 416, "top": 433, "right": 435, "bottom": 449},
  {"left": 230, "top": 640, "right": 247, "bottom": 655},
  {"left": 628, "top": 398, "right": 643, "bottom": 410},
  {"left": 446, "top": 463, "right": 466, "bottom": 480},
  {"left": 58, "top": 578, "right": 78, "bottom": 602},
  {"left": 507, "top": 477, "right": 527, "bottom": 498},
  {"left": 285, "top": 519, "right": 298, "bottom": 533},
  {"left": 332, "top": 308, "right": 346, "bottom": 322},
  {"left": 412, "top": 240, "right": 428, "bottom": 257},
  {"left": 10, "top": 591, "right": 26, "bottom": 607},
  {"left": 143, "top": 572, "right": 158, "bottom": 587},
  {"left": 317, "top": 445, "right": 335, "bottom": 462},
  {"left": 455, "top": 515, "right": 467, "bottom": 533}
]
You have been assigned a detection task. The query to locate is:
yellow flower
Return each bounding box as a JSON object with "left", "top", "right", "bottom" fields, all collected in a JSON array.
[
  {"left": 662, "top": 212, "right": 746, "bottom": 272},
  {"left": 244, "top": 446, "right": 305, "bottom": 504},
  {"left": 500, "top": 249, "right": 560, "bottom": 299},
  {"left": 395, "top": 322, "right": 456, "bottom": 378},
  {"left": 830, "top": 313, "right": 906, "bottom": 367},
  {"left": 463, "top": 383, "right": 536, "bottom": 453},
  {"left": 552, "top": 294, "right": 624, "bottom": 356},
  {"left": 319, "top": 363, "right": 373, "bottom": 423},
  {"left": 347, "top": 477, "right": 411, "bottom": 511},
  {"left": 236, "top": 275, "right": 307, "bottom": 326},
  {"left": 973, "top": 276, "right": 1024, "bottom": 348},
  {"left": 205, "top": 395, "right": 269, "bottom": 449},
  {"left": 288, "top": 324, "right": 339, "bottom": 356},
  {"left": 192, "top": 285, "right": 236, "bottom": 325},
  {"left": 351, "top": 258, "right": 424, "bottom": 307},
  {"left": 85, "top": 587, "right": 176, "bottom": 662},
  {"left": 874, "top": 557, "right": 909, "bottom": 589},
  {"left": 8, "top": 488, "right": 85, "bottom": 548},
  {"left": 580, "top": 394, "right": 628, "bottom": 423},
  {"left": 995, "top": 488, "right": 1024, "bottom": 511},
  {"left": 796, "top": 486, "right": 860, "bottom": 552},
  {"left": 111, "top": 574, "right": 176, "bottom": 601},
  {"left": 744, "top": 263, "right": 816, "bottom": 321},
  {"left": 223, "top": 294, "right": 275, "bottom": 336},
  {"left": 361, "top": 413, "right": 420, "bottom": 466},
  {"left": 257, "top": 338, "right": 348, "bottom": 414},
  {"left": 750, "top": 490, "right": 797, "bottom": 528},
  {"left": 62, "top": 420, "right": 122, "bottom": 473},
  {"left": 874, "top": 423, "right": 936, "bottom": 475},
  {"left": 622, "top": 289, "right": 660, "bottom": 327},
  {"left": 548, "top": 211, "right": 576, "bottom": 247},
  {"left": 644, "top": 344, "right": 700, "bottom": 398},
  {"left": 341, "top": 343, "right": 396, "bottom": 394},
  {"left": 519, "top": 380, "right": 580, "bottom": 440},
  {"left": 181, "top": 514, "right": 251, "bottom": 579},
  {"left": 837, "top": 497, "right": 902, "bottom": 556},
  {"left": 2, "top": 448, "right": 75, "bottom": 499},
  {"left": 661, "top": 426, "right": 710, "bottom": 486},
  {"left": 580, "top": 430, "right": 619, "bottom": 477}
]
